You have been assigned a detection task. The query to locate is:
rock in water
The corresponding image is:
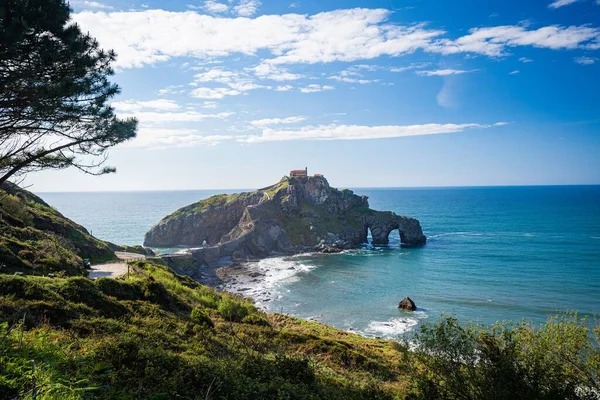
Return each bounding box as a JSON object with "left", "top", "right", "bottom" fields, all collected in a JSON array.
[
  {"left": 144, "top": 175, "right": 426, "bottom": 266},
  {"left": 398, "top": 297, "right": 416, "bottom": 311},
  {"left": 321, "top": 246, "right": 343, "bottom": 254}
]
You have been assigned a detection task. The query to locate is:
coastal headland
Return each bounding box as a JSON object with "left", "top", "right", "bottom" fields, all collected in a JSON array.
[{"left": 144, "top": 174, "right": 426, "bottom": 272}]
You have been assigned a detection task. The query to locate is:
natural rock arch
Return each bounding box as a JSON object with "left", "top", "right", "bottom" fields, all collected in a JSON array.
[{"left": 363, "top": 213, "right": 426, "bottom": 247}]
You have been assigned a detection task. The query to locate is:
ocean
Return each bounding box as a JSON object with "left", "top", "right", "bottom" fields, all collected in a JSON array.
[{"left": 39, "top": 186, "right": 600, "bottom": 339}]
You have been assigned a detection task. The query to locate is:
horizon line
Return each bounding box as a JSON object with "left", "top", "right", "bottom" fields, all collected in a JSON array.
[{"left": 35, "top": 183, "right": 600, "bottom": 194}]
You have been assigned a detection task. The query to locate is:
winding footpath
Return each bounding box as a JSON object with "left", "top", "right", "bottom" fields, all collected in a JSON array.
[{"left": 88, "top": 251, "right": 146, "bottom": 279}]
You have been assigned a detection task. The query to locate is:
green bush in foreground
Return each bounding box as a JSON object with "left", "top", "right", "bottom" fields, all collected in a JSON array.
[{"left": 404, "top": 314, "right": 600, "bottom": 400}]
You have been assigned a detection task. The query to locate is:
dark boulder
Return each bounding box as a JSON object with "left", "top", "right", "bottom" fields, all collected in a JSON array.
[{"left": 398, "top": 297, "right": 416, "bottom": 311}]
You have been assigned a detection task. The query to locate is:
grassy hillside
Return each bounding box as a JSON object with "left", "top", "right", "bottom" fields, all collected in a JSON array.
[
  {"left": 0, "top": 261, "right": 598, "bottom": 399},
  {"left": 0, "top": 261, "right": 410, "bottom": 399},
  {"left": 0, "top": 183, "right": 152, "bottom": 276}
]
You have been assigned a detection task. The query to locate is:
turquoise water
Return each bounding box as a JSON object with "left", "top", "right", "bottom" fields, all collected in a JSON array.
[{"left": 40, "top": 186, "right": 600, "bottom": 338}]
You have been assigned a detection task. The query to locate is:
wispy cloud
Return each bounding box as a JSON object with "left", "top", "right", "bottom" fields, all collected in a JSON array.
[
  {"left": 430, "top": 25, "right": 600, "bottom": 57},
  {"left": 238, "top": 122, "right": 508, "bottom": 143},
  {"left": 549, "top": 0, "right": 579, "bottom": 9},
  {"left": 328, "top": 65, "right": 381, "bottom": 84},
  {"left": 416, "top": 69, "right": 478, "bottom": 76},
  {"left": 113, "top": 99, "right": 235, "bottom": 148},
  {"left": 275, "top": 85, "right": 294, "bottom": 91},
  {"left": 157, "top": 85, "right": 186, "bottom": 96},
  {"left": 250, "top": 116, "right": 307, "bottom": 127},
  {"left": 112, "top": 99, "right": 181, "bottom": 111},
  {"left": 574, "top": 56, "right": 598, "bottom": 64},
  {"left": 250, "top": 64, "right": 303, "bottom": 81},
  {"left": 509, "top": 70, "right": 520, "bottom": 75},
  {"left": 189, "top": 67, "right": 271, "bottom": 97},
  {"left": 233, "top": 0, "right": 261, "bottom": 16},
  {"left": 123, "top": 128, "right": 233, "bottom": 149},
  {"left": 299, "top": 84, "right": 335, "bottom": 93},
  {"left": 519, "top": 57, "right": 534, "bottom": 63},
  {"left": 202, "top": 1, "right": 229, "bottom": 13},
  {"left": 328, "top": 76, "right": 379, "bottom": 84},
  {"left": 72, "top": 1, "right": 113, "bottom": 10},
  {"left": 189, "top": 87, "right": 242, "bottom": 99},
  {"left": 391, "top": 62, "right": 432, "bottom": 72}
]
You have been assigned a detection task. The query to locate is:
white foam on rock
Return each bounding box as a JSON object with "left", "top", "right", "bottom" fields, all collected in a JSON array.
[
  {"left": 224, "top": 256, "right": 317, "bottom": 309},
  {"left": 362, "top": 311, "right": 429, "bottom": 338},
  {"left": 364, "top": 318, "right": 419, "bottom": 337}
]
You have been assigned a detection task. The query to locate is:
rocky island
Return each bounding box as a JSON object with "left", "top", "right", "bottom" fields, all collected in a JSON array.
[{"left": 144, "top": 174, "right": 426, "bottom": 267}]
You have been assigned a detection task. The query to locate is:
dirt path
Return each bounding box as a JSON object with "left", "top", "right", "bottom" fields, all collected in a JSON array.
[{"left": 88, "top": 252, "right": 146, "bottom": 279}]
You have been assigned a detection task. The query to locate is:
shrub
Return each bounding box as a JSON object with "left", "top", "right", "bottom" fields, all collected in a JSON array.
[
  {"left": 242, "top": 314, "right": 270, "bottom": 327},
  {"left": 198, "top": 294, "right": 219, "bottom": 309},
  {"left": 217, "top": 297, "right": 252, "bottom": 322},
  {"left": 405, "top": 314, "right": 600, "bottom": 400},
  {"left": 190, "top": 307, "right": 214, "bottom": 328},
  {"left": 0, "top": 193, "right": 33, "bottom": 225}
]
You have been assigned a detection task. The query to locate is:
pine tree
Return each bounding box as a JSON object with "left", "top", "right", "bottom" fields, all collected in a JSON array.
[{"left": 0, "top": 0, "right": 137, "bottom": 185}]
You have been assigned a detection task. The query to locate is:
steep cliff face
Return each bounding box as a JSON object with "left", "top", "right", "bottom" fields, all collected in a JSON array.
[{"left": 144, "top": 176, "right": 426, "bottom": 264}]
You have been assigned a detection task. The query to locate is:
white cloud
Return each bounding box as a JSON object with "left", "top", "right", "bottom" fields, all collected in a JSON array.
[
  {"left": 430, "top": 25, "right": 600, "bottom": 57},
  {"left": 352, "top": 64, "right": 382, "bottom": 72},
  {"left": 238, "top": 122, "right": 507, "bottom": 143},
  {"left": 73, "top": 9, "right": 445, "bottom": 68},
  {"left": 509, "top": 70, "right": 520, "bottom": 74},
  {"left": 202, "top": 1, "right": 229, "bottom": 13},
  {"left": 250, "top": 116, "right": 306, "bottom": 127},
  {"left": 265, "top": 12, "right": 444, "bottom": 65},
  {"left": 416, "top": 69, "right": 477, "bottom": 76},
  {"left": 190, "top": 67, "right": 269, "bottom": 95},
  {"left": 250, "top": 63, "right": 303, "bottom": 81},
  {"left": 157, "top": 85, "right": 186, "bottom": 95},
  {"left": 192, "top": 68, "right": 244, "bottom": 84},
  {"left": 73, "top": 1, "right": 113, "bottom": 10},
  {"left": 199, "top": 101, "right": 218, "bottom": 108},
  {"left": 574, "top": 56, "right": 598, "bottom": 64},
  {"left": 119, "top": 110, "right": 233, "bottom": 123},
  {"left": 234, "top": 0, "right": 261, "bottom": 17},
  {"left": 190, "top": 87, "right": 242, "bottom": 99},
  {"left": 390, "top": 62, "right": 432, "bottom": 72},
  {"left": 110, "top": 99, "right": 235, "bottom": 149},
  {"left": 299, "top": 84, "right": 335, "bottom": 93},
  {"left": 275, "top": 85, "right": 294, "bottom": 91},
  {"left": 519, "top": 57, "right": 534, "bottom": 63},
  {"left": 73, "top": 9, "right": 600, "bottom": 69},
  {"left": 328, "top": 65, "right": 381, "bottom": 84},
  {"left": 329, "top": 76, "right": 379, "bottom": 84},
  {"left": 112, "top": 99, "right": 182, "bottom": 111},
  {"left": 123, "top": 128, "right": 233, "bottom": 149},
  {"left": 549, "top": 0, "right": 579, "bottom": 9}
]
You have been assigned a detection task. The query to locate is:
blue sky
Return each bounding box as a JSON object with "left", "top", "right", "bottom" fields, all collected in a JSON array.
[{"left": 30, "top": 0, "right": 600, "bottom": 191}]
